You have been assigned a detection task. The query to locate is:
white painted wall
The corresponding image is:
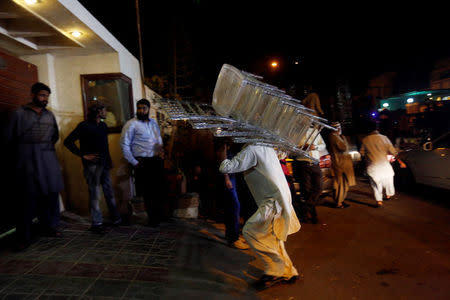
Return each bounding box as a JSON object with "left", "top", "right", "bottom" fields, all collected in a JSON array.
[{"left": 19, "top": 52, "right": 142, "bottom": 216}]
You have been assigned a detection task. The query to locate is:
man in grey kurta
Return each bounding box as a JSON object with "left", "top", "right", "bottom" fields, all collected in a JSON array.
[{"left": 5, "top": 82, "right": 64, "bottom": 250}]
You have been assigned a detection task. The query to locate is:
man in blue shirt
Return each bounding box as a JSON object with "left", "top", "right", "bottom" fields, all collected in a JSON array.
[
  {"left": 120, "top": 99, "right": 165, "bottom": 227},
  {"left": 64, "top": 102, "right": 121, "bottom": 233}
]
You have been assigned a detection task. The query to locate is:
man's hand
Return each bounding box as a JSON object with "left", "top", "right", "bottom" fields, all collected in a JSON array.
[
  {"left": 303, "top": 144, "right": 316, "bottom": 150},
  {"left": 83, "top": 154, "right": 99, "bottom": 162},
  {"left": 397, "top": 158, "right": 407, "bottom": 169},
  {"left": 225, "top": 177, "right": 233, "bottom": 189}
]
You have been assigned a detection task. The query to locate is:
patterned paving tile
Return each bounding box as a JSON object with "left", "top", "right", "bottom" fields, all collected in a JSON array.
[
  {"left": 78, "top": 251, "right": 117, "bottom": 265},
  {"left": 101, "top": 234, "right": 131, "bottom": 243},
  {"left": 0, "top": 274, "right": 18, "bottom": 292},
  {"left": 111, "top": 253, "right": 147, "bottom": 266},
  {"left": 128, "top": 236, "right": 157, "bottom": 244},
  {"left": 0, "top": 260, "right": 40, "bottom": 275},
  {"left": 100, "top": 265, "right": 139, "bottom": 281},
  {"left": 43, "top": 277, "right": 92, "bottom": 296},
  {"left": 108, "top": 226, "right": 138, "bottom": 235},
  {"left": 142, "top": 255, "right": 176, "bottom": 268},
  {"left": 63, "top": 240, "right": 97, "bottom": 251},
  {"left": 120, "top": 243, "right": 153, "bottom": 254},
  {"left": 65, "top": 263, "right": 106, "bottom": 278},
  {"left": 0, "top": 292, "right": 43, "bottom": 299},
  {"left": 2, "top": 274, "right": 53, "bottom": 294},
  {"left": 36, "top": 295, "right": 79, "bottom": 299},
  {"left": 92, "top": 241, "right": 121, "bottom": 252},
  {"left": 28, "top": 261, "right": 75, "bottom": 276},
  {"left": 46, "top": 248, "right": 89, "bottom": 262},
  {"left": 135, "top": 267, "right": 168, "bottom": 283},
  {"left": 84, "top": 279, "right": 130, "bottom": 298},
  {"left": 123, "top": 281, "right": 164, "bottom": 299}
]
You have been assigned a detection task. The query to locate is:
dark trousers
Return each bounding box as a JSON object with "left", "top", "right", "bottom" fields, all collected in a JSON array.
[
  {"left": 134, "top": 157, "right": 165, "bottom": 225},
  {"left": 293, "top": 161, "right": 323, "bottom": 221},
  {"left": 16, "top": 191, "right": 60, "bottom": 244},
  {"left": 224, "top": 176, "right": 240, "bottom": 243}
]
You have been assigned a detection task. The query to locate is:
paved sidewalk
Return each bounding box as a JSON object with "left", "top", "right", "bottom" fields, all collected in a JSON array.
[{"left": 0, "top": 214, "right": 261, "bottom": 299}]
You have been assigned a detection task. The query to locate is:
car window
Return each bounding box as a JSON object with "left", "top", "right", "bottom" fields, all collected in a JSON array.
[{"left": 434, "top": 134, "right": 450, "bottom": 148}]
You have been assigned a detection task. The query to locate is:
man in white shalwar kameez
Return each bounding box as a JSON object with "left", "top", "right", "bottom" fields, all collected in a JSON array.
[
  {"left": 360, "top": 123, "right": 405, "bottom": 207},
  {"left": 219, "top": 144, "right": 301, "bottom": 288}
]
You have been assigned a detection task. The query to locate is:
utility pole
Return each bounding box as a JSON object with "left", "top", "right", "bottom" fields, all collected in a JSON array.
[{"left": 135, "top": 0, "right": 146, "bottom": 96}]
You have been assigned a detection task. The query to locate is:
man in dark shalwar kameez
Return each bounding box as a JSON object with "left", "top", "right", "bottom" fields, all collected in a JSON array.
[{"left": 5, "top": 82, "right": 64, "bottom": 251}]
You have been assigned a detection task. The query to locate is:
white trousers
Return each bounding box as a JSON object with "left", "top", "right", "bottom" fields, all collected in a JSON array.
[
  {"left": 369, "top": 176, "right": 395, "bottom": 201},
  {"left": 243, "top": 201, "right": 298, "bottom": 278}
]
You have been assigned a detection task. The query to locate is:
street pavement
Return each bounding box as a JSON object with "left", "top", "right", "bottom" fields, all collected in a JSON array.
[{"left": 1, "top": 178, "right": 449, "bottom": 299}]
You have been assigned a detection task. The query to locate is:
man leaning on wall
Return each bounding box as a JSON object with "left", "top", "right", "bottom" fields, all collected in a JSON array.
[
  {"left": 64, "top": 102, "right": 122, "bottom": 233},
  {"left": 5, "top": 82, "right": 64, "bottom": 251}
]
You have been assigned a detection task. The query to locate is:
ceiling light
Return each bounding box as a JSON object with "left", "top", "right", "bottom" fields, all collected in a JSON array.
[
  {"left": 382, "top": 103, "right": 389, "bottom": 107},
  {"left": 70, "top": 31, "right": 83, "bottom": 38},
  {"left": 407, "top": 98, "right": 414, "bottom": 103},
  {"left": 25, "top": 0, "right": 38, "bottom": 4}
]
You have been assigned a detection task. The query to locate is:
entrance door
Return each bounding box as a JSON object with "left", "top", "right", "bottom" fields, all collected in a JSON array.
[{"left": 0, "top": 49, "right": 38, "bottom": 236}]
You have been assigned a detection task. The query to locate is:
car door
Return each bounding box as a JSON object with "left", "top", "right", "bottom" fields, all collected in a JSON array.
[{"left": 409, "top": 133, "right": 450, "bottom": 189}]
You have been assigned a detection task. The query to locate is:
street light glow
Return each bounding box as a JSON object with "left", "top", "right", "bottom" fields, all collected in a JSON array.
[
  {"left": 407, "top": 98, "right": 414, "bottom": 103},
  {"left": 271, "top": 61, "right": 278, "bottom": 68},
  {"left": 382, "top": 103, "right": 389, "bottom": 107}
]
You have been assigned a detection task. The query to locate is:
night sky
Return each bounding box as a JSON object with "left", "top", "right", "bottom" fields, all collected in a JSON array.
[{"left": 79, "top": 0, "right": 449, "bottom": 98}]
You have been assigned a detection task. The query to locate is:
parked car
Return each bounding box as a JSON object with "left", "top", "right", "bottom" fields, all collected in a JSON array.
[{"left": 395, "top": 131, "right": 450, "bottom": 190}]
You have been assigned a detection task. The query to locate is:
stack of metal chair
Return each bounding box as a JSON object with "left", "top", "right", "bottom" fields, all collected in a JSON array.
[{"left": 156, "top": 64, "right": 334, "bottom": 161}]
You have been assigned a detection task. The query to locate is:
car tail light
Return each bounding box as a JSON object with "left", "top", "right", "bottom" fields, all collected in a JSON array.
[{"left": 320, "top": 154, "right": 331, "bottom": 168}]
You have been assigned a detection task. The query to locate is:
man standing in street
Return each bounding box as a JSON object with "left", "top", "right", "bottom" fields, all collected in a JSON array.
[
  {"left": 328, "top": 122, "right": 356, "bottom": 208},
  {"left": 5, "top": 82, "right": 64, "bottom": 251},
  {"left": 64, "top": 102, "right": 121, "bottom": 233},
  {"left": 219, "top": 144, "right": 300, "bottom": 289},
  {"left": 360, "top": 122, "right": 406, "bottom": 207},
  {"left": 302, "top": 87, "right": 324, "bottom": 117},
  {"left": 292, "top": 126, "right": 326, "bottom": 224},
  {"left": 120, "top": 99, "right": 165, "bottom": 227}
]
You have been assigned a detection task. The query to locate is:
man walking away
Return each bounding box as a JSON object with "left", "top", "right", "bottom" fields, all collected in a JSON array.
[
  {"left": 360, "top": 122, "right": 406, "bottom": 207},
  {"left": 64, "top": 102, "right": 121, "bottom": 233},
  {"left": 5, "top": 82, "right": 64, "bottom": 251},
  {"left": 328, "top": 122, "right": 356, "bottom": 208},
  {"left": 120, "top": 99, "right": 165, "bottom": 227}
]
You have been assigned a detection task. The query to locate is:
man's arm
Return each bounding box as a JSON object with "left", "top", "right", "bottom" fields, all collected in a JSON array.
[
  {"left": 63, "top": 124, "right": 82, "bottom": 157},
  {"left": 313, "top": 94, "right": 324, "bottom": 115},
  {"left": 152, "top": 120, "right": 164, "bottom": 154},
  {"left": 51, "top": 114, "right": 59, "bottom": 144},
  {"left": 219, "top": 145, "right": 257, "bottom": 174},
  {"left": 330, "top": 133, "right": 347, "bottom": 152},
  {"left": 120, "top": 120, "right": 139, "bottom": 166}
]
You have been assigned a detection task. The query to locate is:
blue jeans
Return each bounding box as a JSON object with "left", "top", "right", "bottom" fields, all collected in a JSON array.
[
  {"left": 83, "top": 164, "right": 121, "bottom": 226},
  {"left": 224, "top": 176, "right": 240, "bottom": 243}
]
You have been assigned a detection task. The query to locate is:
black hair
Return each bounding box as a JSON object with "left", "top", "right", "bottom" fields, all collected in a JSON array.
[
  {"left": 367, "top": 121, "right": 378, "bottom": 132},
  {"left": 87, "top": 101, "right": 105, "bottom": 121},
  {"left": 137, "top": 98, "right": 151, "bottom": 108},
  {"left": 31, "top": 82, "right": 51, "bottom": 94}
]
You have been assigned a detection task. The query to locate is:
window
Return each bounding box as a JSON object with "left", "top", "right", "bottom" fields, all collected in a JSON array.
[{"left": 81, "top": 73, "right": 134, "bottom": 133}]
